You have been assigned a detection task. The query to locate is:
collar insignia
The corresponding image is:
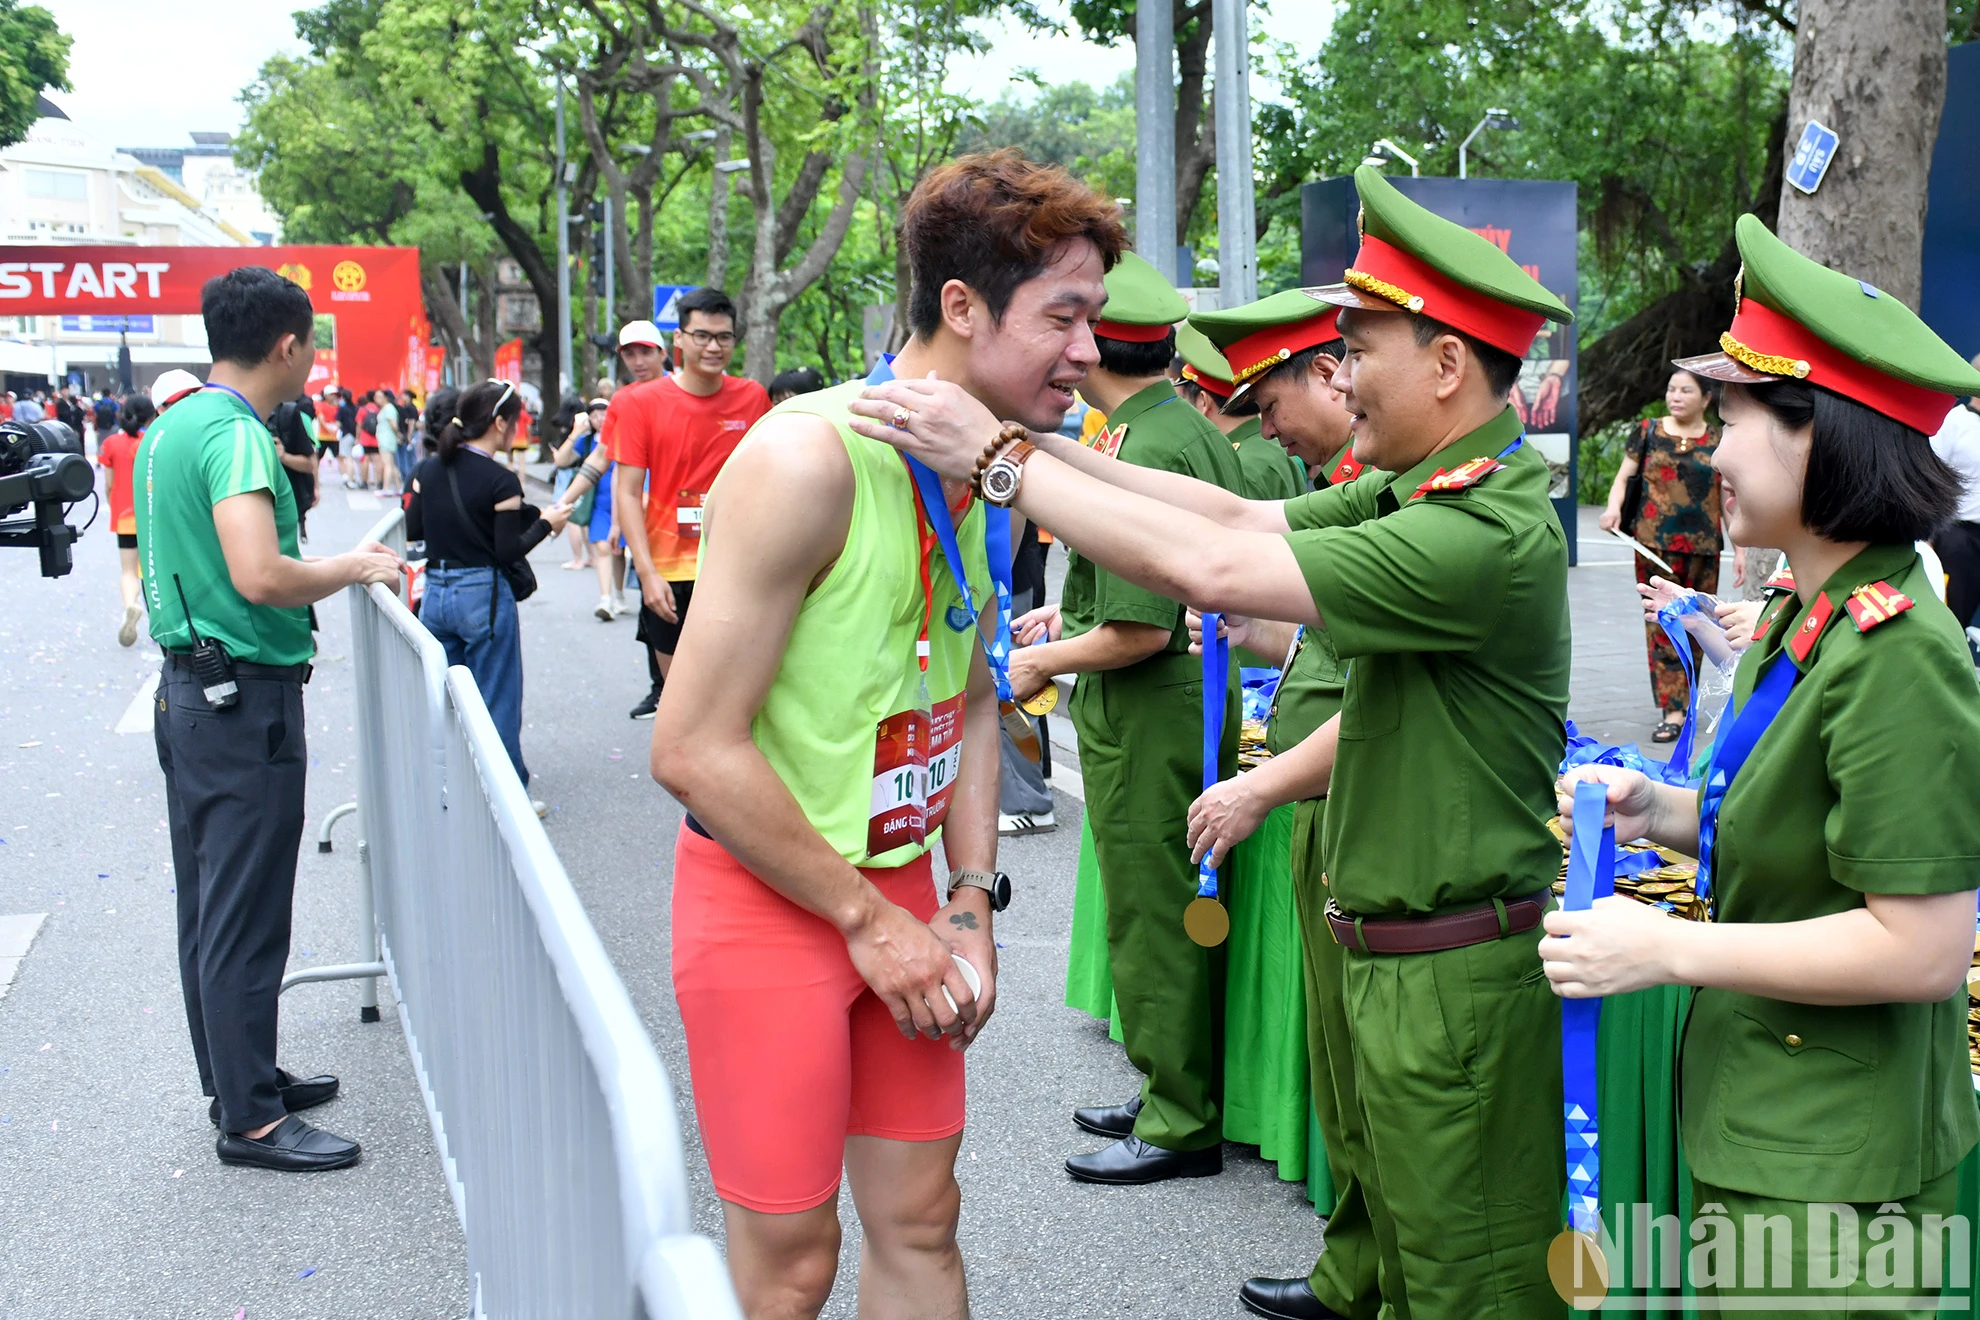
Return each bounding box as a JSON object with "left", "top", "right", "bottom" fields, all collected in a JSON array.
[
  {"left": 1412, "top": 455, "right": 1504, "bottom": 498},
  {"left": 1843, "top": 580, "right": 1914, "bottom": 633}
]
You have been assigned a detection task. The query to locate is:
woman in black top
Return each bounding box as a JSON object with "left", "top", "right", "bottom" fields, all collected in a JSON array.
[{"left": 405, "top": 380, "right": 567, "bottom": 802}]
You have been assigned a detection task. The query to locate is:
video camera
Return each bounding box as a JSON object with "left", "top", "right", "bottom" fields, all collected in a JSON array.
[{"left": 0, "top": 419, "right": 95, "bottom": 577}]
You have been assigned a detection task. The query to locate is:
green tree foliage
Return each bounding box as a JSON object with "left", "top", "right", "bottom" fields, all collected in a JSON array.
[{"left": 0, "top": 0, "right": 70, "bottom": 150}]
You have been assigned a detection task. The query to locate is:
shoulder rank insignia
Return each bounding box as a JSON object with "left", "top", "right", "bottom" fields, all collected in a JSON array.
[
  {"left": 1087, "top": 424, "right": 1127, "bottom": 460},
  {"left": 1786, "top": 591, "right": 1835, "bottom": 663},
  {"left": 1761, "top": 563, "right": 1797, "bottom": 594},
  {"left": 1327, "top": 451, "right": 1365, "bottom": 485},
  {"left": 1413, "top": 455, "right": 1503, "bottom": 498},
  {"left": 1843, "top": 580, "right": 1914, "bottom": 633}
]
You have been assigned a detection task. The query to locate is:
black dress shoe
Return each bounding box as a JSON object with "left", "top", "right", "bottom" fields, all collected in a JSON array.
[
  {"left": 1072, "top": 1094, "right": 1143, "bottom": 1139},
  {"left": 1065, "top": 1136, "right": 1222, "bottom": 1185},
  {"left": 216, "top": 1115, "right": 362, "bottom": 1172},
  {"left": 1239, "top": 1277, "right": 1345, "bottom": 1320},
  {"left": 209, "top": 1068, "right": 340, "bottom": 1126}
]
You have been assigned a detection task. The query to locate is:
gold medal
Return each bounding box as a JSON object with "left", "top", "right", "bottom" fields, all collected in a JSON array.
[
  {"left": 1546, "top": 1228, "right": 1610, "bottom": 1307},
  {"left": 1184, "top": 896, "right": 1230, "bottom": 947},
  {"left": 1020, "top": 683, "right": 1058, "bottom": 716}
]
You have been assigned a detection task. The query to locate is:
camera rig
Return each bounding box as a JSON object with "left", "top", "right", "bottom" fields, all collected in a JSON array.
[{"left": 0, "top": 419, "right": 95, "bottom": 577}]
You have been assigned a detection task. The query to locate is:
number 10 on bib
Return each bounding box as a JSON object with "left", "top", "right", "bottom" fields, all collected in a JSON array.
[{"left": 867, "top": 693, "right": 965, "bottom": 856}]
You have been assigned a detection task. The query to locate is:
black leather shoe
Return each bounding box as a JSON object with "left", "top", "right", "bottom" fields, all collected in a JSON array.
[
  {"left": 1239, "top": 1277, "right": 1345, "bottom": 1320},
  {"left": 209, "top": 1069, "right": 340, "bottom": 1126},
  {"left": 1072, "top": 1094, "right": 1143, "bottom": 1139},
  {"left": 215, "top": 1115, "right": 362, "bottom": 1172},
  {"left": 1065, "top": 1136, "right": 1221, "bottom": 1185}
]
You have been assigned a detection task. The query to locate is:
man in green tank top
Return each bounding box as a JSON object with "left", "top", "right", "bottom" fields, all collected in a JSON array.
[
  {"left": 854, "top": 166, "right": 1576, "bottom": 1318},
  {"left": 1006, "top": 252, "right": 1249, "bottom": 1186},
  {"left": 652, "top": 153, "right": 1128, "bottom": 1320}
]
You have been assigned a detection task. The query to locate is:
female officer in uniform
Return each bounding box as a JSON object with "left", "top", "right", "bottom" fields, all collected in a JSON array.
[{"left": 1548, "top": 214, "right": 1980, "bottom": 1314}]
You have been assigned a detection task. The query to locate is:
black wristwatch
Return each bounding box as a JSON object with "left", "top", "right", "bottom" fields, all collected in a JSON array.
[{"left": 948, "top": 868, "right": 1012, "bottom": 913}]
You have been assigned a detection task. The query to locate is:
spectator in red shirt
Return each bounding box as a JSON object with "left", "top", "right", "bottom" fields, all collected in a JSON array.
[
  {"left": 97, "top": 392, "right": 156, "bottom": 646},
  {"left": 602, "top": 294, "right": 769, "bottom": 719}
]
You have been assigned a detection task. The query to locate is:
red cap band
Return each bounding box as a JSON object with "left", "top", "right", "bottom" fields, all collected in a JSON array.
[
  {"left": 1346, "top": 235, "right": 1548, "bottom": 358},
  {"left": 1723, "top": 298, "right": 1957, "bottom": 436},
  {"left": 1094, "top": 319, "right": 1175, "bottom": 344},
  {"left": 1224, "top": 308, "right": 1341, "bottom": 389},
  {"left": 1180, "top": 364, "right": 1233, "bottom": 398}
]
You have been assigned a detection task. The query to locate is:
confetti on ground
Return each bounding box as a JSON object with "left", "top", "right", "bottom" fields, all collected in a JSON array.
[
  {"left": 298, "top": 1267, "right": 316, "bottom": 1279},
  {"left": 173, "top": 1168, "right": 183, "bottom": 1178},
  {"left": 236, "top": 1309, "right": 245, "bottom": 1319},
  {"left": 38, "top": 1043, "right": 50, "bottom": 1052},
  {"left": 18, "top": 741, "right": 40, "bottom": 748}
]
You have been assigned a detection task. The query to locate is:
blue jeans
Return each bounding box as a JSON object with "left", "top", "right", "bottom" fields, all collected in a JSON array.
[{"left": 420, "top": 565, "right": 528, "bottom": 786}]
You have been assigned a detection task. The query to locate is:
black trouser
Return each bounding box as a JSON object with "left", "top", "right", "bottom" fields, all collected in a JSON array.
[
  {"left": 153, "top": 661, "right": 308, "bottom": 1133},
  {"left": 1934, "top": 519, "right": 1980, "bottom": 634}
]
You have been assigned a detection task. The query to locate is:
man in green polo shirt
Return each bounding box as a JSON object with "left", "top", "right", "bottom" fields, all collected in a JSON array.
[
  {"left": 1004, "top": 251, "right": 1248, "bottom": 1185},
  {"left": 141, "top": 266, "right": 401, "bottom": 1173},
  {"left": 852, "top": 164, "right": 1576, "bottom": 1316}
]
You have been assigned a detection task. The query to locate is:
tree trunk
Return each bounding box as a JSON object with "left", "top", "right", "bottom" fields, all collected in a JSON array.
[
  {"left": 706, "top": 124, "right": 735, "bottom": 291},
  {"left": 1173, "top": 0, "right": 1216, "bottom": 247},
  {"left": 422, "top": 263, "right": 491, "bottom": 383},
  {"left": 1776, "top": 0, "right": 1945, "bottom": 308}
]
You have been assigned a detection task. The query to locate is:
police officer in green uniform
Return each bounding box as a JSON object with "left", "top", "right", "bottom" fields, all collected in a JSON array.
[
  {"left": 1178, "top": 295, "right": 1386, "bottom": 1320},
  {"left": 1174, "top": 321, "right": 1307, "bottom": 503},
  {"left": 1551, "top": 215, "right": 1980, "bottom": 1316},
  {"left": 1001, "top": 251, "right": 1250, "bottom": 1184},
  {"left": 852, "top": 164, "right": 1577, "bottom": 1316}
]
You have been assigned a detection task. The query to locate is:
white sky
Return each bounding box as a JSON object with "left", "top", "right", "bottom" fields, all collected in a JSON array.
[{"left": 33, "top": 0, "right": 1338, "bottom": 150}]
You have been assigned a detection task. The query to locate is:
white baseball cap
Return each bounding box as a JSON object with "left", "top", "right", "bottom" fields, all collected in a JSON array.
[
  {"left": 150, "top": 369, "right": 204, "bottom": 411},
  {"left": 618, "top": 320, "right": 665, "bottom": 349}
]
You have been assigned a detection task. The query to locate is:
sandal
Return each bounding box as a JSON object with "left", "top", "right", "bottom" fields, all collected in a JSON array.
[{"left": 1651, "top": 720, "right": 1682, "bottom": 744}]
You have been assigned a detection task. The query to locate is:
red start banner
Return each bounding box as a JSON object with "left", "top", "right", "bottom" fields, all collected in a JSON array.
[{"left": 0, "top": 244, "right": 425, "bottom": 395}]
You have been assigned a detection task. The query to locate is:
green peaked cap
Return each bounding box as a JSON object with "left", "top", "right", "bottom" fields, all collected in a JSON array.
[
  {"left": 1174, "top": 321, "right": 1234, "bottom": 384},
  {"left": 1188, "top": 289, "right": 1338, "bottom": 353},
  {"left": 1724, "top": 212, "right": 1980, "bottom": 399},
  {"left": 1098, "top": 250, "right": 1189, "bottom": 328},
  {"left": 1352, "top": 164, "right": 1572, "bottom": 324},
  {"left": 1303, "top": 165, "right": 1573, "bottom": 357}
]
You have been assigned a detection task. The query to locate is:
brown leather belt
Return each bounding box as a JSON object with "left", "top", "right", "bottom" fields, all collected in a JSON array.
[{"left": 1326, "top": 888, "right": 1551, "bottom": 955}]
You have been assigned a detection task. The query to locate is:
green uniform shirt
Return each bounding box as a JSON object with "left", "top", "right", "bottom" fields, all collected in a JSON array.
[
  {"left": 1229, "top": 417, "right": 1305, "bottom": 503},
  {"left": 1681, "top": 542, "right": 1980, "bottom": 1203},
  {"left": 137, "top": 388, "right": 314, "bottom": 666},
  {"left": 1061, "top": 381, "right": 1248, "bottom": 659},
  {"left": 1282, "top": 407, "right": 1569, "bottom": 916}
]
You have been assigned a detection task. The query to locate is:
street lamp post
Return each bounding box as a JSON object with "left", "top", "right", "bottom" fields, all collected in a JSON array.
[
  {"left": 1367, "top": 139, "right": 1420, "bottom": 177},
  {"left": 554, "top": 80, "right": 573, "bottom": 395},
  {"left": 1458, "top": 109, "right": 1520, "bottom": 180},
  {"left": 1212, "top": 0, "right": 1256, "bottom": 306},
  {"left": 1134, "top": 0, "right": 1178, "bottom": 283}
]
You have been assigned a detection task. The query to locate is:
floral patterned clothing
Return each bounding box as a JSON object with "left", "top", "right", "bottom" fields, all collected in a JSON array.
[{"left": 1628, "top": 417, "right": 1722, "bottom": 556}]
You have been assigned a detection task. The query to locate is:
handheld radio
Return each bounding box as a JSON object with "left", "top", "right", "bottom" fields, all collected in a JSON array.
[{"left": 173, "top": 574, "right": 238, "bottom": 709}]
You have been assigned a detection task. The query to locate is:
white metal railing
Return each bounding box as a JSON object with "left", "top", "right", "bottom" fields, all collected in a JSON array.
[{"left": 331, "top": 509, "right": 736, "bottom": 1318}]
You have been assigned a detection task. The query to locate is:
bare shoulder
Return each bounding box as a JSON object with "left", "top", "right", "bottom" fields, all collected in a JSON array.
[{"left": 705, "top": 412, "right": 853, "bottom": 572}]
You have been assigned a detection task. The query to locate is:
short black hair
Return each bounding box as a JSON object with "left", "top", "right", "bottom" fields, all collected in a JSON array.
[
  {"left": 1410, "top": 314, "right": 1523, "bottom": 399},
  {"left": 202, "top": 266, "right": 314, "bottom": 368},
  {"left": 1732, "top": 379, "right": 1960, "bottom": 544},
  {"left": 676, "top": 287, "right": 737, "bottom": 331},
  {"left": 1222, "top": 339, "right": 1347, "bottom": 417},
  {"left": 769, "top": 366, "right": 825, "bottom": 400},
  {"left": 1096, "top": 326, "right": 1177, "bottom": 378},
  {"left": 118, "top": 393, "right": 155, "bottom": 435}
]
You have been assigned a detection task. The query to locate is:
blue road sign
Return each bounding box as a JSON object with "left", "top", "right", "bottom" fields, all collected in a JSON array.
[
  {"left": 650, "top": 284, "right": 695, "bottom": 331},
  {"left": 1786, "top": 120, "right": 1839, "bottom": 195}
]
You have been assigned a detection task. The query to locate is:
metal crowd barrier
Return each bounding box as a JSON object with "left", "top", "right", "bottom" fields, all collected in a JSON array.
[{"left": 317, "top": 509, "right": 738, "bottom": 1319}]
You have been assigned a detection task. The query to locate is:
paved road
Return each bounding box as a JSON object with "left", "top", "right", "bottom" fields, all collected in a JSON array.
[{"left": 0, "top": 462, "right": 1683, "bottom": 1319}]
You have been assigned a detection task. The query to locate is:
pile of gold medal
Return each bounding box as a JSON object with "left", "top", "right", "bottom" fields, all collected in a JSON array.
[
  {"left": 1237, "top": 717, "right": 1271, "bottom": 772},
  {"left": 1966, "top": 933, "right": 1980, "bottom": 1077},
  {"left": 1545, "top": 817, "right": 1711, "bottom": 922}
]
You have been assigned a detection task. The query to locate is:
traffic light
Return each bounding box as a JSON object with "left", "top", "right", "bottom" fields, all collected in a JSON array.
[{"left": 586, "top": 201, "right": 606, "bottom": 295}]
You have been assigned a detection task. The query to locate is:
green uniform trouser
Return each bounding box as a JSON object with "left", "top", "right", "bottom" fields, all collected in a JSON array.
[
  {"left": 1344, "top": 923, "right": 1567, "bottom": 1319},
  {"left": 1289, "top": 798, "right": 1390, "bottom": 1319},
  {"left": 1073, "top": 658, "right": 1235, "bottom": 1152},
  {"left": 1688, "top": 1167, "right": 1961, "bottom": 1317}
]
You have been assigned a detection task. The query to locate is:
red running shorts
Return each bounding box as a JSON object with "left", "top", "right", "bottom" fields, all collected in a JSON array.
[{"left": 671, "top": 825, "right": 966, "bottom": 1213}]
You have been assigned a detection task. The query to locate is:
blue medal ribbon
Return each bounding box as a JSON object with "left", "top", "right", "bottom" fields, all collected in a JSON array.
[
  {"left": 1653, "top": 592, "right": 1723, "bottom": 777},
  {"left": 1694, "top": 649, "right": 1800, "bottom": 902},
  {"left": 867, "top": 358, "right": 1015, "bottom": 702},
  {"left": 1563, "top": 780, "right": 1617, "bottom": 1238},
  {"left": 1197, "top": 612, "right": 1230, "bottom": 899}
]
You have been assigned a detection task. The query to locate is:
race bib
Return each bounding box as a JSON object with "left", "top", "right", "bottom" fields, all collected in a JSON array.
[
  {"left": 676, "top": 491, "right": 705, "bottom": 538},
  {"left": 867, "top": 692, "right": 965, "bottom": 855}
]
